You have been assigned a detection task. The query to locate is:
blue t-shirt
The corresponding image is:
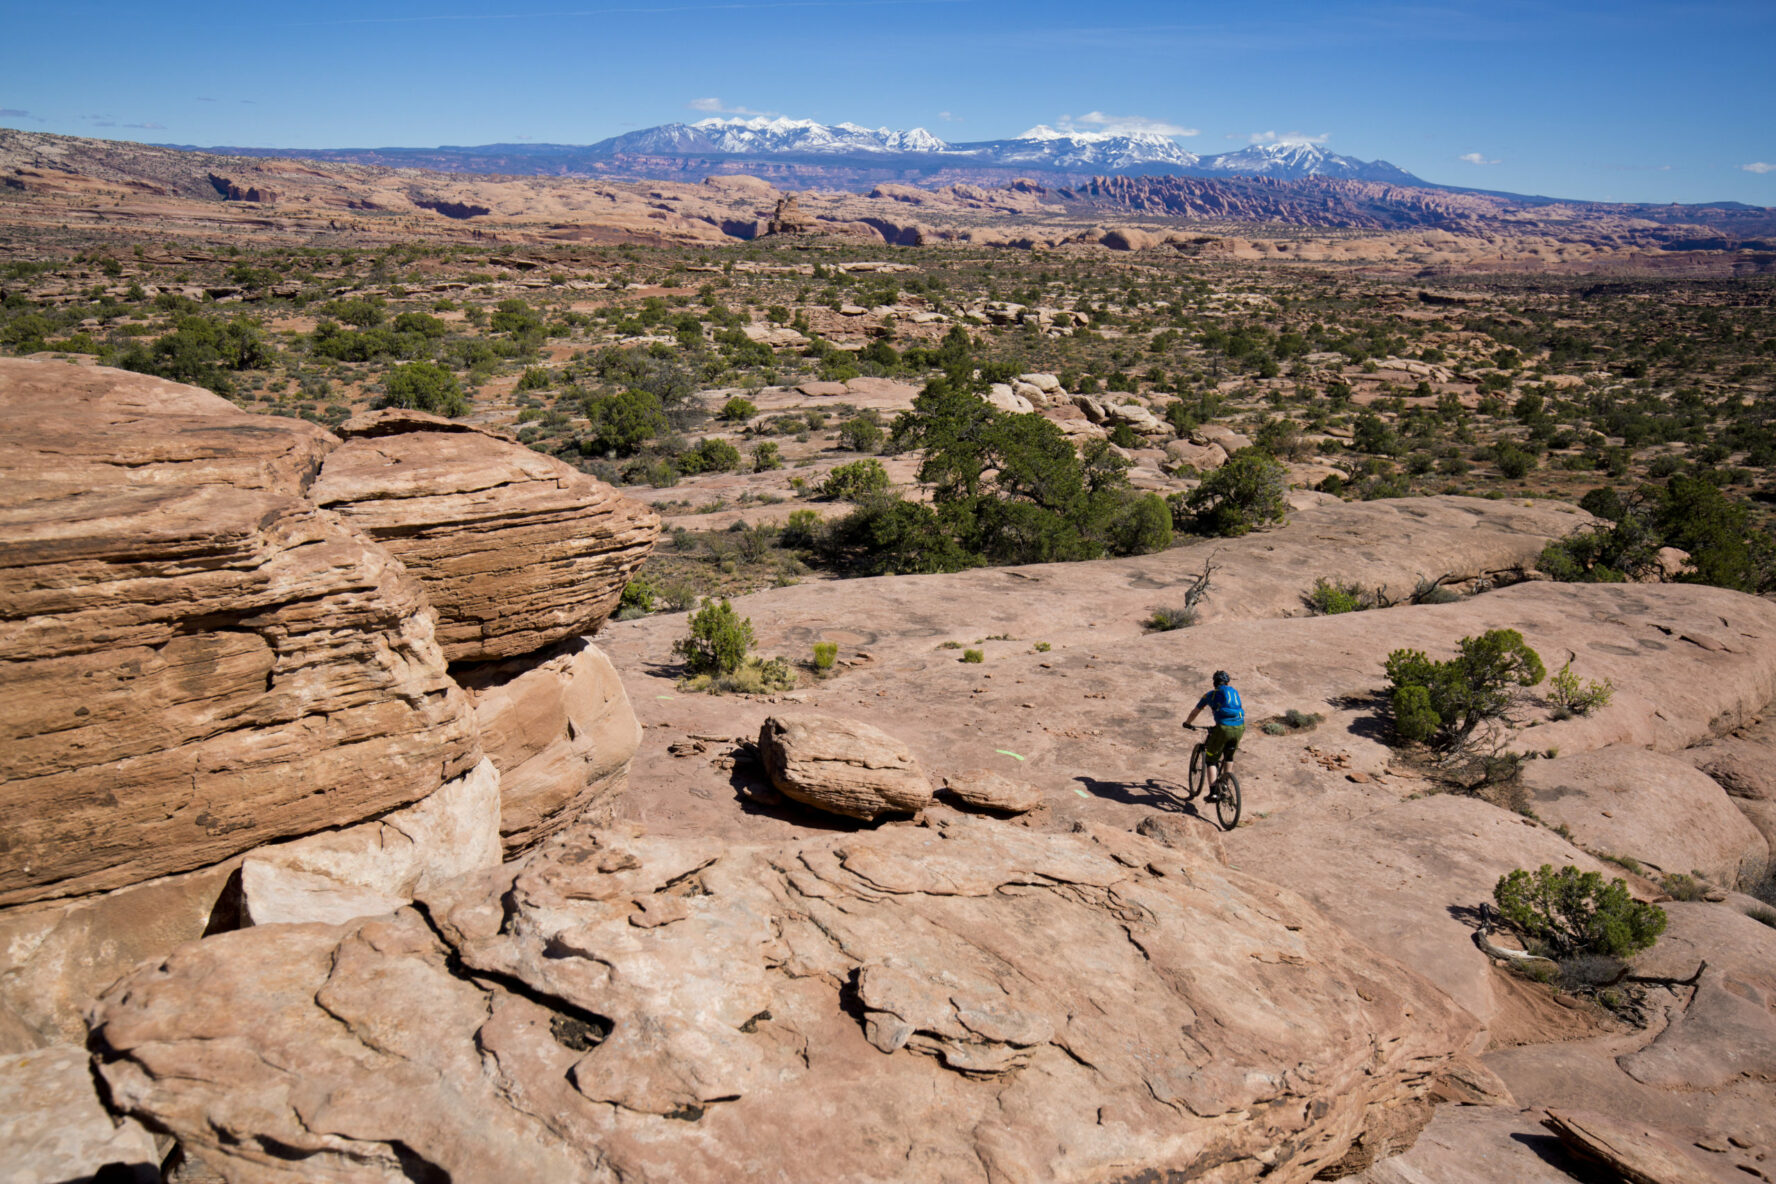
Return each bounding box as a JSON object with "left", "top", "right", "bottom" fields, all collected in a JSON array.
[{"left": 1197, "top": 685, "right": 1244, "bottom": 727}]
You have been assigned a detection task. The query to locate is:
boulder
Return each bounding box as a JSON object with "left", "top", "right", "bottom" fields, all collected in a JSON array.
[
  {"left": 984, "top": 382, "right": 1035, "bottom": 414},
  {"left": 1166, "top": 438, "right": 1230, "bottom": 471},
  {"left": 1018, "top": 372, "right": 1064, "bottom": 394},
  {"left": 0, "top": 479, "right": 481, "bottom": 908},
  {"left": 457, "top": 638, "right": 641, "bottom": 851},
  {"left": 758, "top": 713, "right": 933, "bottom": 819},
  {"left": 1, "top": 1044, "right": 160, "bottom": 1184},
  {"left": 1519, "top": 747, "right": 1769, "bottom": 888},
  {"left": 1681, "top": 736, "right": 1776, "bottom": 852},
  {"left": 941, "top": 769, "right": 1043, "bottom": 813},
  {"left": 795, "top": 380, "right": 848, "bottom": 397},
  {"left": 91, "top": 818, "right": 1480, "bottom": 1184},
  {"left": 239, "top": 757, "right": 501, "bottom": 927},
  {"left": 1195, "top": 423, "right": 1254, "bottom": 453},
  {"left": 312, "top": 416, "right": 658, "bottom": 662}
]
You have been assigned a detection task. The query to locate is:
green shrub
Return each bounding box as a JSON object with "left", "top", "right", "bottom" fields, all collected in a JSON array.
[
  {"left": 516, "top": 366, "right": 552, "bottom": 392},
  {"left": 752, "top": 441, "right": 783, "bottom": 472},
  {"left": 720, "top": 395, "right": 758, "bottom": 422},
  {"left": 380, "top": 362, "right": 468, "bottom": 417},
  {"left": 681, "top": 437, "right": 742, "bottom": 474},
  {"left": 818, "top": 458, "right": 891, "bottom": 502},
  {"left": 1385, "top": 629, "right": 1546, "bottom": 747},
  {"left": 838, "top": 414, "right": 885, "bottom": 453},
  {"left": 620, "top": 576, "right": 656, "bottom": 613},
  {"left": 1146, "top": 606, "right": 1197, "bottom": 631},
  {"left": 1661, "top": 873, "right": 1706, "bottom": 902},
  {"left": 1493, "top": 864, "right": 1667, "bottom": 958},
  {"left": 1548, "top": 661, "right": 1614, "bottom": 716},
  {"left": 1307, "top": 577, "right": 1371, "bottom": 615},
  {"left": 674, "top": 598, "right": 754, "bottom": 675},
  {"left": 780, "top": 508, "right": 826, "bottom": 549},
  {"left": 581, "top": 389, "right": 667, "bottom": 456},
  {"left": 961, "top": 649, "right": 984, "bottom": 663},
  {"left": 1108, "top": 492, "right": 1174, "bottom": 557},
  {"left": 1261, "top": 720, "right": 1288, "bottom": 736},
  {"left": 1033, "top": 641, "right": 1051, "bottom": 653},
  {"left": 812, "top": 641, "right": 838, "bottom": 671}
]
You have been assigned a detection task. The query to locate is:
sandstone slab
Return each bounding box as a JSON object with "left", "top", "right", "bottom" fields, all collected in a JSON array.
[
  {"left": 941, "top": 769, "right": 1044, "bottom": 813},
  {"left": 458, "top": 638, "right": 642, "bottom": 851},
  {"left": 0, "top": 1043, "right": 160, "bottom": 1184},
  {"left": 92, "top": 818, "right": 1480, "bottom": 1184},
  {"left": 759, "top": 712, "right": 934, "bottom": 819},
  {"left": 1542, "top": 1108, "right": 1723, "bottom": 1184},
  {"left": 1520, "top": 747, "right": 1769, "bottom": 887},
  {"left": 240, "top": 757, "right": 501, "bottom": 926},
  {"left": 311, "top": 415, "right": 659, "bottom": 661}
]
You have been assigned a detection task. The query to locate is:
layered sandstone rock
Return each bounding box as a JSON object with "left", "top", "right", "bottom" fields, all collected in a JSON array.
[
  {"left": 311, "top": 411, "right": 660, "bottom": 661},
  {"left": 456, "top": 638, "right": 641, "bottom": 851},
  {"left": 0, "top": 479, "right": 481, "bottom": 907},
  {"left": 758, "top": 713, "right": 934, "bottom": 819},
  {"left": 1, "top": 1043, "right": 160, "bottom": 1184},
  {"left": 92, "top": 818, "right": 1480, "bottom": 1183},
  {"left": 941, "top": 768, "right": 1044, "bottom": 813}
]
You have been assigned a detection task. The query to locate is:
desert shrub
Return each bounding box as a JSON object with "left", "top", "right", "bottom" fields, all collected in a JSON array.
[
  {"left": 1033, "top": 641, "right": 1051, "bottom": 652},
  {"left": 1661, "top": 873, "right": 1707, "bottom": 902},
  {"left": 1385, "top": 629, "right": 1546, "bottom": 747},
  {"left": 1261, "top": 720, "right": 1287, "bottom": 736},
  {"left": 674, "top": 598, "right": 754, "bottom": 675},
  {"left": 620, "top": 576, "right": 656, "bottom": 614},
  {"left": 1146, "top": 606, "right": 1197, "bottom": 631},
  {"left": 380, "top": 362, "right": 468, "bottom": 417},
  {"left": 720, "top": 395, "right": 758, "bottom": 422},
  {"left": 1494, "top": 442, "right": 1536, "bottom": 479},
  {"left": 752, "top": 441, "right": 783, "bottom": 472},
  {"left": 780, "top": 508, "right": 826, "bottom": 549},
  {"left": 516, "top": 367, "right": 552, "bottom": 392},
  {"left": 581, "top": 389, "right": 667, "bottom": 456},
  {"left": 962, "top": 649, "right": 984, "bottom": 663},
  {"left": 838, "top": 413, "right": 885, "bottom": 453},
  {"left": 1749, "top": 906, "right": 1776, "bottom": 929},
  {"left": 1183, "top": 449, "right": 1289, "bottom": 537},
  {"left": 1307, "top": 577, "right": 1371, "bottom": 615},
  {"left": 812, "top": 641, "right": 838, "bottom": 671},
  {"left": 1282, "top": 709, "right": 1323, "bottom": 731},
  {"left": 680, "top": 437, "right": 742, "bottom": 474},
  {"left": 1493, "top": 864, "right": 1667, "bottom": 958},
  {"left": 1107, "top": 492, "right": 1174, "bottom": 557},
  {"left": 818, "top": 458, "right": 891, "bottom": 502},
  {"left": 1547, "top": 661, "right": 1614, "bottom": 716}
]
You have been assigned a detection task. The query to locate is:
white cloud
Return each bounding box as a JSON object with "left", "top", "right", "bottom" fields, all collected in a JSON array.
[
  {"left": 938, "top": 110, "right": 960, "bottom": 122},
  {"left": 1459, "top": 151, "right": 1499, "bottom": 165},
  {"left": 1743, "top": 162, "right": 1775, "bottom": 174},
  {"left": 1059, "top": 111, "right": 1198, "bottom": 137},
  {"left": 1248, "top": 130, "right": 1329, "bottom": 146},
  {"left": 687, "top": 97, "right": 771, "bottom": 116}
]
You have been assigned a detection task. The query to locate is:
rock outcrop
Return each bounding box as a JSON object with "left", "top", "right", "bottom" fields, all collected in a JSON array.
[
  {"left": 311, "top": 411, "right": 659, "bottom": 662},
  {"left": 92, "top": 817, "right": 1480, "bottom": 1183},
  {"left": 456, "top": 637, "right": 641, "bottom": 851},
  {"left": 941, "top": 769, "right": 1044, "bottom": 813},
  {"left": 758, "top": 713, "right": 934, "bottom": 819}
]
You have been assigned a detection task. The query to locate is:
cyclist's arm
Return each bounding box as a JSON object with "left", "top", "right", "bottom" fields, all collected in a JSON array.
[{"left": 1183, "top": 705, "right": 1203, "bottom": 728}]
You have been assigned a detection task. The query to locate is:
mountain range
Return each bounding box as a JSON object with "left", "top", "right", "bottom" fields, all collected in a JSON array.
[{"left": 177, "top": 116, "right": 1428, "bottom": 188}]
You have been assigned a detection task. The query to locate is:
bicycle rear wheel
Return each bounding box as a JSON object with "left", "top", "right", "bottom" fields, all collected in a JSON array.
[
  {"left": 1188, "top": 743, "right": 1206, "bottom": 801},
  {"left": 1215, "top": 770, "right": 1241, "bottom": 830}
]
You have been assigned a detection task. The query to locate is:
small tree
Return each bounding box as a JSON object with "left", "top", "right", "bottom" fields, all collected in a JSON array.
[
  {"left": 1494, "top": 865, "right": 1667, "bottom": 958},
  {"left": 720, "top": 395, "right": 758, "bottom": 422},
  {"left": 675, "top": 599, "right": 754, "bottom": 676},
  {"left": 1184, "top": 450, "right": 1289, "bottom": 537},
  {"left": 1385, "top": 628, "right": 1546, "bottom": 747},
  {"left": 818, "top": 458, "right": 891, "bottom": 502}
]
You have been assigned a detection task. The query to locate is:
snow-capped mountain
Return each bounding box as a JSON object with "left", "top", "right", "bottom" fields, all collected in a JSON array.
[
  {"left": 1198, "top": 141, "right": 1420, "bottom": 184},
  {"left": 583, "top": 117, "right": 1427, "bottom": 183},
  {"left": 591, "top": 117, "right": 951, "bottom": 158}
]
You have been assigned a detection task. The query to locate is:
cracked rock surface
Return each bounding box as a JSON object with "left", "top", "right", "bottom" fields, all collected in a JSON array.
[{"left": 91, "top": 815, "right": 1477, "bottom": 1184}]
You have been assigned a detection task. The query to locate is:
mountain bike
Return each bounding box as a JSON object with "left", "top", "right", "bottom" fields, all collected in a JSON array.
[{"left": 1187, "top": 730, "right": 1242, "bottom": 831}]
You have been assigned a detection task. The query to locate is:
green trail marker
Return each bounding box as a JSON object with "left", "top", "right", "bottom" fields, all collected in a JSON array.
[{"left": 995, "top": 749, "right": 1025, "bottom": 761}]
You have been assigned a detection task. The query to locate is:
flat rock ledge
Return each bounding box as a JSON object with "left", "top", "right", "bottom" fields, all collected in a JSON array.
[{"left": 91, "top": 817, "right": 1479, "bottom": 1184}]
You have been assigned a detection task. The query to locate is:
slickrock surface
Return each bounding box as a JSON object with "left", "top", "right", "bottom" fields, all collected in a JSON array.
[
  {"left": 758, "top": 712, "right": 935, "bottom": 819},
  {"left": 1541, "top": 1109, "right": 1725, "bottom": 1184},
  {"left": 457, "top": 638, "right": 642, "bottom": 851},
  {"left": 1518, "top": 747, "right": 1769, "bottom": 887},
  {"left": 311, "top": 411, "right": 660, "bottom": 661},
  {"left": 92, "top": 817, "right": 1479, "bottom": 1184}
]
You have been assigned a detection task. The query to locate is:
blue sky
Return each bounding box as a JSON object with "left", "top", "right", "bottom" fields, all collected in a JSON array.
[{"left": 2, "top": 0, "right": 1771, "bottom": 204}]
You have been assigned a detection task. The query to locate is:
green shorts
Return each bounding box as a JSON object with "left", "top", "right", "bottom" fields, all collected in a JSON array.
[{"left": 1205, "top": 723, "right": 1244, "bottom": 762}]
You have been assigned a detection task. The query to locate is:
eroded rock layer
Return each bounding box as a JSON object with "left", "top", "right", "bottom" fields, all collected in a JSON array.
[
  {"left": 92, "top": 817, "right": 1479, "bottom": 1184},
  {"left": 312, "top": 412, "right": 661, "bottom": 662}
]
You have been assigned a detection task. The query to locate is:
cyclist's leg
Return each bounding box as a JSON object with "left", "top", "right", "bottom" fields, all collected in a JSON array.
[
  {"left": 1204, "top": 724, "right": 1228, "bottom": 764},
  {"left": 1220, "top": 723, "right": 1245, "bottom": 763}
]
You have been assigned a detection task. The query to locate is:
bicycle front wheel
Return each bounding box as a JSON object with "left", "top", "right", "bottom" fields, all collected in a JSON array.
[
  {"left": 1215, "top": 770, "right": 1241, "bottom": 830},
  {"left": 1188, "top": 744, "right": 1206, "bottom": 801}
]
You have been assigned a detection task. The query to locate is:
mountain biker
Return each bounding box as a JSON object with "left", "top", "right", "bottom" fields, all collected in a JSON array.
[{"left": 1183, "top": 670, "right": 1245, "bottom": 791}]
